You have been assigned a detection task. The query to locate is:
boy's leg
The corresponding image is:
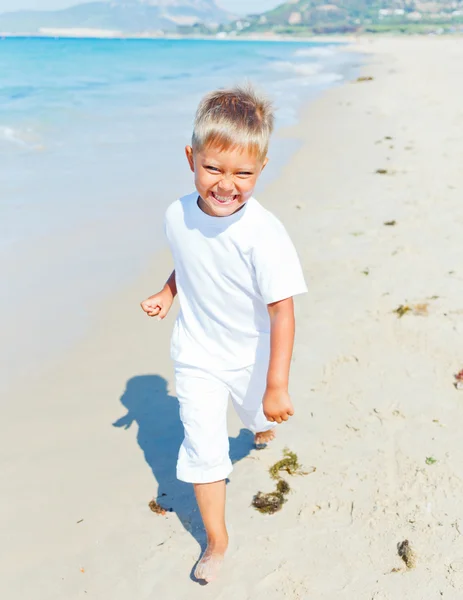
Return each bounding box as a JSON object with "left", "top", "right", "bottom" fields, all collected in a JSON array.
[
  {"left": 193, "top": 480, "right": 228, "bottom": 582},
  {"left": 174, "top": 364, "right": 232, "bottom": 581}
]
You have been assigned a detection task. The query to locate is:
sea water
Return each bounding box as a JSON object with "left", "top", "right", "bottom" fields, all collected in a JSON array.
[{"left": 0, "top": 37, "right": 360, "bottom": 390}]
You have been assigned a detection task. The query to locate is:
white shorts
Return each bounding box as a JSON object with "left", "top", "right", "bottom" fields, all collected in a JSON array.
[{"left": 174, "top": 360, "right": 275, "bottom": 484}]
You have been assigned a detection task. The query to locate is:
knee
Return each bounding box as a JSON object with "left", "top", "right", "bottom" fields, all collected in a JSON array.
[
  {"left": 182, "top": 434, "right": 229, "bottom": 470},
  {"left": 177, "top": 438, "right": 232, "bottom": 484}
]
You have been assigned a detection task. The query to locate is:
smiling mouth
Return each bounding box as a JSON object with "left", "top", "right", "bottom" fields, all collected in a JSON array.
[{"left": 211, "top": 191, "right": 238, "bottom": 204}]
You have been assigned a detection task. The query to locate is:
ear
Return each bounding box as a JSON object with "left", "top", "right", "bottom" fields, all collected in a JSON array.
[
  {"left": 185, "top": 146, "right": 195, "bottom": 172},
  {"left": 261, "top": 157, "right": 269, "bottom": 172}
]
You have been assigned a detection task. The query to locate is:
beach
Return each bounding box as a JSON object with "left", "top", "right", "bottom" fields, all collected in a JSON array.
[{"left": 3, "top": 35, "right": 463, "bottom": 599}]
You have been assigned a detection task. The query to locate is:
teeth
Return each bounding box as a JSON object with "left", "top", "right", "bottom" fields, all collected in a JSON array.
[{"left": 213, "top": 192, "right": 235, "bottom": 202}]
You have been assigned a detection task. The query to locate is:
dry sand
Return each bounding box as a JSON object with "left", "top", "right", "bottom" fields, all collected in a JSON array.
[{"left": 2, "top": 36, "right": 463, "bottom": 599}]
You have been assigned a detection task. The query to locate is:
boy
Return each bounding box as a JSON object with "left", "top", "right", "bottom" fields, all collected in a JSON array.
[{"left": 141, "top": 85, "right": 307, "bottom": 582}]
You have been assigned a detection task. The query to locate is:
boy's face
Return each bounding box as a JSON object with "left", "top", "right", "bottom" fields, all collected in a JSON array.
[{"left": 185, "top": 144, "right": 268, "bottom": 218}]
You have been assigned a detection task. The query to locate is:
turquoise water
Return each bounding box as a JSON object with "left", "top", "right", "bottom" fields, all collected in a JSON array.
[
  {"left": 1, "top": 38, "right": 358, "bottom": 240},
  {"left": 1, "top": 37, "right": 360, "bottom": 390}
]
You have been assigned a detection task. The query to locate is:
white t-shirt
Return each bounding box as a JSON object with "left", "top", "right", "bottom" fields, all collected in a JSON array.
[{"left": 165, "top": 191, "right": 308, "bottom": 370}]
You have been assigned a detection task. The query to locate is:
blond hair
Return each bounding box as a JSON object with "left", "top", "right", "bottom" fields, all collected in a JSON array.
[{"left": 192, "top": 85, "right": 274, "bottom": 162}]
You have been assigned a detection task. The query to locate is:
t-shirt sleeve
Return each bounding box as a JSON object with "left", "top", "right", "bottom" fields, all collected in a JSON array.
[{"left": 252, "top": 220, "right": 308, "bottom": 305}]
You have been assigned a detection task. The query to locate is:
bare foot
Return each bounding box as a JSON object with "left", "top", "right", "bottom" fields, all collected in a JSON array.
[
  {"left": 194, "top": 545, "right": 227, "bottom": 583},
  {"left": 254, "top": 428, "right": 276, "bottom": 449}
]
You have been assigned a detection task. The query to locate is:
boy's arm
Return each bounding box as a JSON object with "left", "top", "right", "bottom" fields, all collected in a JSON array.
[
  {"left": 263, "top": 297, "right": 295, "bottom": 423},
  {"left": 140, "top": 270, "right": 177, "bottom": 319},
  {"left": 112, "top": 413, "right": 135, "bottom": 430},
  {"left": 165, "top": 270, "right": 177, "bottom": 298}
]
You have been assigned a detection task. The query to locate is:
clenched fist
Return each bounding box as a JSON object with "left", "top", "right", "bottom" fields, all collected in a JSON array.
[
  {"left": 262, "top": 387, "right": 294, "bottom": 424},
  {"left": 140, "top": 287, "right": 174, "bottom": 320}
]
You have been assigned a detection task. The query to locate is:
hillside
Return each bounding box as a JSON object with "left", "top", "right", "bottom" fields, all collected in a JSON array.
[
  {"left": 238, "top": 0, "right": 463, "bottom": 34},
  {"left": 0, "top": 0, "right": 232, "bottom": 34}
]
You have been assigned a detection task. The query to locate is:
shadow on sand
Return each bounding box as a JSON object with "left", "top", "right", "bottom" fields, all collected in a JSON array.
[{"left": 113, "top": 374, "right": 254, "bottom": 555}]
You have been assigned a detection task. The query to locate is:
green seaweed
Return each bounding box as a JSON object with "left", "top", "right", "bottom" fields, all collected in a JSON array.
[
  {"left": 252, "top": 448, "right": 315, "bottom": 515},
  {"left": 269, "top": 448, "right": 307, "bottom": 480},
  {"left": 394, "top": 304, "right": 411, "bottom": 318},
  {"left": 276, "top": 479, "right": 291, "bottom": 495}
]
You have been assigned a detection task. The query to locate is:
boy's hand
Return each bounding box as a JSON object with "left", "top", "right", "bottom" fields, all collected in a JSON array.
[
  {"left": 262, "top": 387, "right": 294, "bottom": 424},
  {"left": 140, "top": 288, "right": 173, "bottom": 320}
]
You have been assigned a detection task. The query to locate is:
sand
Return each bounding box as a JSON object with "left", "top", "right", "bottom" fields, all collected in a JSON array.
[{"left": 3, "top": 36, "right": 463, "bottom": 599}]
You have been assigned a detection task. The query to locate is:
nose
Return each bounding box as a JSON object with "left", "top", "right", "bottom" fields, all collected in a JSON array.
[{"left": 218, "top": 177, "right": 234, "bottom": 192}]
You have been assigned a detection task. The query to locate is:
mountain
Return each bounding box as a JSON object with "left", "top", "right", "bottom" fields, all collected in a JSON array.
[
  {"left": 0, "top": 0, "right": 233, "bottom": 34},
  {"left": 2, "top": 0, "right": 460, "bottom": 36}
]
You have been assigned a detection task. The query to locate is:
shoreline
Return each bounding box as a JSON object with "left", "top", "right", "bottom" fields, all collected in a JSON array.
[
  {"left": 0, "top": 31, "right": 354, "bottom": 42},
  {"left": 2, "top": 31, "right": 462, "bottom": 43},
  {"left": 4, "top": 36, "right": 463, "bottom": 599},
  {"left": 2, "top": 31, "right": 463, "bottom": 42}
]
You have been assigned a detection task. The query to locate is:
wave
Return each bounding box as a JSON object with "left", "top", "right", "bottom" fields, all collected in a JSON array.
[
  {"left": 270, "top": 59, "right": 344, "bottom": 87},
  {"left": 0, "top": 126, "right": 26, "bottom": 146},
  {"left": 272, "top": 71, "right": 343, "bottom": 93},
  {"left": 0, "top": 85, "right": 36, "bottom": 101},
  {"left": 160, "top": 72, "right": 191, "bottom": 81},
  {"left": 308, "top": 72, "right": 344, "bottom": 85},
  {"left": 0, "top": 125, "right": 41, "bottom": 149},
  {"left": 271, "top": 61, "right": 323, "bottom": 77},
  {"left": 294, "top": 47, "right": 336, "bottom": 58},
  {"left": 1, "top": 80, "right": 108, "bottom": 101}
]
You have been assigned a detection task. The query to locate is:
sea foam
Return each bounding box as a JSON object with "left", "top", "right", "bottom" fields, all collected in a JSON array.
[
  {"left": 0, "top": 125, "right": 42, "bottom": 150},
  {"left": 294, "top": 47, "right": 336, "bottom": 58},
  {"left": 272, "top": 61, "right": 323, "bottom": 77},
  {"left": 0, "top": 125, "right": 27, "bottom": 146}
]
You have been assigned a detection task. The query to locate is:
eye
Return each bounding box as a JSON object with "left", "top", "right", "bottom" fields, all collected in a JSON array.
[
  {"left": 238, "top": 171, "right": 253, "bottom": 176},
  {"left": 205, "top": 165, "right": 220, "bottom": 172}
]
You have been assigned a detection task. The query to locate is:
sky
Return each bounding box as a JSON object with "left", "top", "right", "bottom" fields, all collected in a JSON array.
[{"left": 0, "top": 0, "right": 283, "bottom": 15}]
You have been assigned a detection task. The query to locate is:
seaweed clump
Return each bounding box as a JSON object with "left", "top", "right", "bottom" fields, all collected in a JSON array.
[
  {"left": 148, "top": 499, "right": 167, "bottom": 516},
  {"left": 394, "top": 304, "right": 411, "bottom": 318},
  {"left": 454, "top": 368, "right": 463, "bottom": 390},
  {"left": 397, "top": 540, "right": 417, "bottom": 569},
  {"left": 394, "top": 303, "right": 429, "bottom": 318},
  {"left": 252, "top": 488, "right": 287, "bottom": 515},
  {"left": 252, "top": 448, "right": 314, "bottom": 515}
]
